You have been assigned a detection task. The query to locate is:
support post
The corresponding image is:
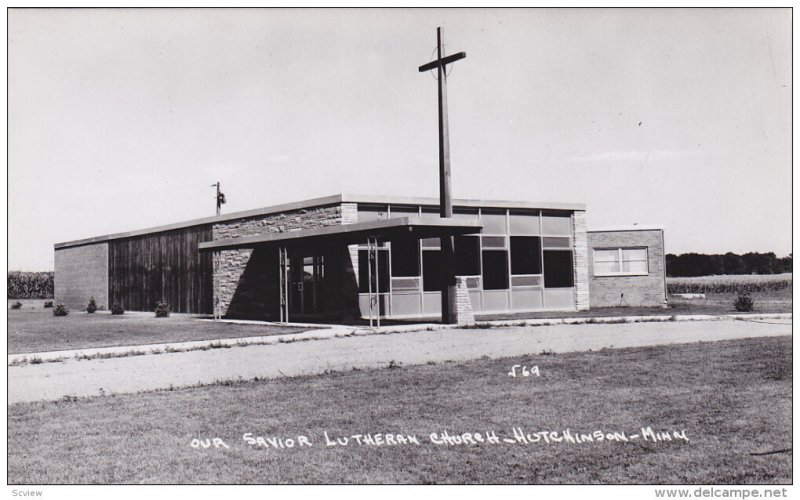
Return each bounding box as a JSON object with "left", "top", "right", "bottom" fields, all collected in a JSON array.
[{"left": 278, "top": 246, "right": 289, "bottom": 323}]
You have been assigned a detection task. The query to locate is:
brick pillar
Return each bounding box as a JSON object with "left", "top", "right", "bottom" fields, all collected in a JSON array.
[
  {"left": 573, "top": 211, "right": 590, "bottom": 311},
  {"left": 453, "top": 276, "right": 475, "bottom": 326}
]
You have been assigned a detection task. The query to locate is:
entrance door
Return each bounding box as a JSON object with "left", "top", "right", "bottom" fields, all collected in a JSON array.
[{"left": 289, "top": 254, "right": 325, "bottom": 319}]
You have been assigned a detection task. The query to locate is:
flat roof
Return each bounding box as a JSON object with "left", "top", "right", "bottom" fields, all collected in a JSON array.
[
  {"left": 198, "top": 217, "right": 484, "bottom": 252},
  {"left": 588, "top": 225, "right": 664, "bottom": 233},
  {"left": 55, "top": 193, "right": 584, "bottom": 249}
]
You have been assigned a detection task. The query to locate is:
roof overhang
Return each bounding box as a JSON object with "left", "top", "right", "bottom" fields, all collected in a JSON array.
[{"left": 198, "top": 217, "right": 483, "bottom": 252}]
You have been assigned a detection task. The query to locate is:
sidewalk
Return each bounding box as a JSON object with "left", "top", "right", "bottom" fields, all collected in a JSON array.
[
  {"left": 8, "top": 314, "right": 792, "bottom": 404},
  {"left": 8, "top": 312, "right": 792, "bottom": 365}
]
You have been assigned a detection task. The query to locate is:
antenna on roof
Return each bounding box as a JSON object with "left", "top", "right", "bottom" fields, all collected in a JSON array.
[{"left": 211, "top": 182, "right": 226, "bottom": 216}]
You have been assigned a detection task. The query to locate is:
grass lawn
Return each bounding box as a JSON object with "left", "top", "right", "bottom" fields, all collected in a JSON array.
[
  {"left": 7, "top": 336, "right": 791, "bottom": 484},
  {"left": 7, "top": 300, "right": 310, "bottom": 354},
  {"left": 477, "top": 288, "right": 792, "bottom": 321}
]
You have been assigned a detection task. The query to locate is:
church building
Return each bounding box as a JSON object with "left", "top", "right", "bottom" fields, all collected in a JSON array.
[{"left": 54, "top": 193, "right": 667, "bottom": 324}]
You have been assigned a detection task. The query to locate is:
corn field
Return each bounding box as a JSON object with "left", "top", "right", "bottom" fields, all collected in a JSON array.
[
  {"left": 7, "top": 272, "right": 54, "bottom": 299},
  {"left": 667, "top": 273, "right": 793, "bottom": 294}
]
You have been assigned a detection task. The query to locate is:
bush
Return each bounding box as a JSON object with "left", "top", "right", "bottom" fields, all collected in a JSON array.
[
  {"left": 10, "top": 301, "right": 22, "bottom": 310},
  {"left": 43, "top": 300, "right": 53, "bottom": 308},
  {"left": 734, "top": 294, "right": 754, "bottom": 312},
  {"left": 86, "top": 296, "right": 97, "bottom": 314},
  {"left": 111, "top": 303, "right": 125, "bottom": 315},
  {"left": 155, "top": 301, "right": 170, "bottom": 318},
  {"left": 54, "top": 303, "right": 69, "bottom": 317}
]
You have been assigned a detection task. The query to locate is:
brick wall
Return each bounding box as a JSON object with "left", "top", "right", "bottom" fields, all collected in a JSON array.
[
  {"left": 572, "top": 211, "right": 590, "bottom": 310},
  {"left": 54, "top": 243, "right": 109, "bottom": 311},
  {"left": 587, "top": 229, "right": 666, "bottom": 308},
  {"left": 212, "top": 205, "right": 345, "bottom": 317}
]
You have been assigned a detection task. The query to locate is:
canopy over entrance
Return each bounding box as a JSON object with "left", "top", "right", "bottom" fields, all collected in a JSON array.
[
  {"left": 199, "top": 217, "right": 483, "bottom": 325},
  {"left": 198, "top": 217, "right": 482, "bottom": 252}
]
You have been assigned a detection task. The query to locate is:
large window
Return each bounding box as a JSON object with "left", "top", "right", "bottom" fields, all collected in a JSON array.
[
  {"left": 482, "top": 250, "right": 509, "bottom": 290},
  {"left": 510, "top": 236, "right": 542, "bottom": 275},
  {"left": 454, "top": 236, "right": 481, "bottom": 276},
  {"left": 422, "top": 250, "right": 444, "bottom": 291},
  {"left": 543, "top": 250, "right": 574, "bottom": 288},
  {"left": 358, "top": 249, "right": 389, "bottom": 293},
  {"left": 390, "top": 238, "right": 420, "bottom": 277},
  {"left": 593, "top": 248, "right": 648, "bottom": 276}
]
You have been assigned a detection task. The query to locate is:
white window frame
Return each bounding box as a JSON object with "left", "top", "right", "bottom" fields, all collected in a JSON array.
[{"left": 593, "top": 247, "right": 649, "bottom": 277}]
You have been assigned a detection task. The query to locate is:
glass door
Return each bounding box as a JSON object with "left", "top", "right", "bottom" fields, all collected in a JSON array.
[{"left": 290, "top": 254, "right": 325, "bottom": 319}]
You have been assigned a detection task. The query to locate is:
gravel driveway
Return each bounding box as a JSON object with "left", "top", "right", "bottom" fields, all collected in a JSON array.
[{"left": 8, "top": 318, "right": 791, "bottom": 404}]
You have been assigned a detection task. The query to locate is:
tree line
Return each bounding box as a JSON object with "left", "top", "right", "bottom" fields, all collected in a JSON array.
[{"left": 666, "top": 252, "right": 792, "bottom": 277}]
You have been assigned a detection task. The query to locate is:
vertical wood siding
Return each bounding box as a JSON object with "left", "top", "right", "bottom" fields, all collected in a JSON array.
[{"left": 108, "top": 225, "right": 213, "bottom": 314}]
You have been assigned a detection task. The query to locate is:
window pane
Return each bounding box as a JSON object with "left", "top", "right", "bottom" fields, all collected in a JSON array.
[
  {"left": 510, "top": 236, "right": 542, "bottom": 275},
  {"left": 622, "top": 248, "right": 647, "bottom": 261},
  {"left": 542, "top": 213, "right": 572, "bottom": 235},
  {"left": 482, "top": 236, "right": 506, "bottom": 248},
  {"left": 481, "top": 210, "right": 507, "bottom": 234},
  {"left": 623, "top": 260, "right": 648, "bottom": 274},
  {"left": 390, "top": 238, "right": 419, "bottom": 277},
  {"left": 358, "top": 249, "right": 389, "bottom": 293},
  {"left": 453, "top": 208, "right": 479, "bottom": 220},
  {"left": 594, "top": 261, "right": 620, "bottom": 274},
  {"left": 421, "top": 208, "right": 441, "bottom": 221},
  {"left": 543, "top": 250, "right": 574, "bottom": 288},
  {"left": 594, "top": 249, "right": 619, "bottom": 263},
  {"left": 542, "top": 237, "right": 572, "bottom": 249},
  {"left": 512, "top": 275, "right": 541, "bottom": 287},
  {"left": 465, "top": 276, "right": 482, "bottom": 289},
  {"left": 391, "top": 277, "right": 420, "bottom": 292},
  {"left": 420, "top": 238, "right": 441, "bottom": 249},
  {"left": 422, "top": 250, "right": 444, "bottom": 292},
  {"left": 454, "top": 236, "right": 481, "bottom": 276},
  {"left": 509, "top": 212, "right": 540, "bottom": 235},
  {"left": 389, "top": 206, "right": 419, "bottom": 219},
  {"left": 358, "top": 205, "right": 389, "bottom": 221},
  {"left": 482, "top": 250, "right": 509, "bottom": 290}
]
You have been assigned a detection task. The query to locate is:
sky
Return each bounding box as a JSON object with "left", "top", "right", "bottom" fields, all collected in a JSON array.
[{"left": 8, "top": 8, "right": 792, "bottom": 271}]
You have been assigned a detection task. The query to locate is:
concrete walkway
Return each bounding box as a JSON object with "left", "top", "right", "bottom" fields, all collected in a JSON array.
[
  {"left": 8, "top": 316, "right": 791, "bottom": 404},
  {"left": 8, "top": 312, "right": 792, "bottom": 364}
]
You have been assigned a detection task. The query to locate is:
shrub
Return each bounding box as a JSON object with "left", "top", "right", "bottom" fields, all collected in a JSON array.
[
  {"left": 10, "top": 301, "right": 22, "bottom": 310},
  {"left": 86, "top": 296, "right": 97, "bottom": 314},
  {"left": 155, "top": 301, "right": 170, "bottom": 318},
  {"left": 734, "top": 294, "right": 754, "bottom": 312},
  {"left": 111, "top": 303, "right": 125, "bottom": 315},
  {"left": 54, "top": 303, "right": 69, "bottom": 317},
  {"left": 43, "top": 300, "right": 53, "bottom": 308}
]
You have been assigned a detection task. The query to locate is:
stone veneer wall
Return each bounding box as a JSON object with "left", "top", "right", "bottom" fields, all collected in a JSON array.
[
  {"left": 587, "top": 229, "right": 667, "bottom": 308},
  {"left": 453, "top": 277, "right": 476, "bottom": 325},
  {"left": 572, "top": 211, "right": 590, "bottom": 311},
  {"left": 212, "top": 205, "right": 345, "bottom": 317}
]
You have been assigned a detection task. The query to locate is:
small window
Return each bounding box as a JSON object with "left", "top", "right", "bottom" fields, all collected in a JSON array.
[
  {"left": 482, "top": 250, "right": 509, "bottom": 290},
  {"left": 510, "top": 236, "right": 542, "bottom": 275},
  {"left": 593, "top": 247, "right": 649, "bottom": 276},
  {"left": 358, "top": 249, "right": 389, "bottom": 293},
  {"left": 390, "top": 238, "right": 419, "bottom": 277},
  {"left": 454, "top": 236, "right": 481, "bottom": 276},
  {"left": 543, "top": 250, "right": 574, "bottom": 288}
]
